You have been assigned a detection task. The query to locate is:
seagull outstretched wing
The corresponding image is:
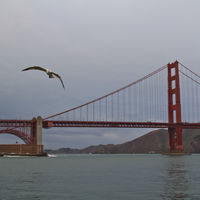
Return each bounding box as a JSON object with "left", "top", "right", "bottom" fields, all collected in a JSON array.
[
  {"left": 22, "top": 66, "right": 65, "bottom": 89},
  {"left": 52, "top": 72, "right": 65, "bottom": 89},
  {"left": 22, "top": 66, "right": 47, "bottom": 72}
]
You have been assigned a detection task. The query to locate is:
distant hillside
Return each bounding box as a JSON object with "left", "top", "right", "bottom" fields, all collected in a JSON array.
[{"left": 46, "top": 129, "right": 200, "bottom": 154}]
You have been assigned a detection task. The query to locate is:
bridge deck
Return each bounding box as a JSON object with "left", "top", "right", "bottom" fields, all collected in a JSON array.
[
  {"left": 43, "top": 121, "right": 200, "bottom": 129},
  {"left": 1, "top": 120, "right": 200, "bottom": 129}
]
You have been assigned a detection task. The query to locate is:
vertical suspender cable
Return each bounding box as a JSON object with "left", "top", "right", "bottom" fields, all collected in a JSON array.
[
  {"left": 112, "top": 95, "right": 113, "bottom": 121},
  {"left": 93, "top": 103, "right": 95, "bottom": 121},
  {"left": 123, "top": 89, "right": 125, "bottom": 121},
  {"left": 105, "top": 97, "right": 107, "bottom": 121},
  {"left": 117, "top": 92, "right": 119, "bottom": 121},
  {"left": 99, "top": 100, "right": 101, "bottom": 121},
  {"left": 128, "top": 87, "right": 131, "bottom": 121},
  {"left": 87, "top": 105, "right": 88, "bottom": 121}
]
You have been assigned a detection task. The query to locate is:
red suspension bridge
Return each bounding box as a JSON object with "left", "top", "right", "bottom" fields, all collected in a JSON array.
[{"left": 1, "top": 61, "right": 200, "bottom": 154}]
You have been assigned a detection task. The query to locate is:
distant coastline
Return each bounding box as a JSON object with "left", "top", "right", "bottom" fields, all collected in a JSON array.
[{"left": 46, "top": 129, "right": 200, "bottom": 154}]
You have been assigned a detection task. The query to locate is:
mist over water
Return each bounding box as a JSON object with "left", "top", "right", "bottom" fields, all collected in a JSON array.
[{"left": 0, "top": 154, "right": 199, "bottom": 200}]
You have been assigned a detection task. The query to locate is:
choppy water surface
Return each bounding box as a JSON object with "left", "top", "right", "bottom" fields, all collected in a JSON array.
[{"left": 0, "top": 154, "right": 200, "bottom": 200}]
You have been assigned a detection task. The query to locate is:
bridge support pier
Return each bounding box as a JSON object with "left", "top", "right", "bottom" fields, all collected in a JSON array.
[
  {"left": 168, "top": 61, "right": 183, "bottom": 153},
  {"left": 30, "top": 116, "right": 45, "bottom": 156},
  {"left": 0, "top": 117, "right": 46, "bottom": 156}
]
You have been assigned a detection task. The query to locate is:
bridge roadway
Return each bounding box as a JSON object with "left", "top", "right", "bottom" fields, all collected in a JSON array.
[
  {"left": 0, "top": 120, "right": 32, "bottom": 128},
  {"left": 1, "top": 119, "right": 200, "bottom": 129},
  {"left": 43, "top": 121, "right": 200, "bottom": 129}
]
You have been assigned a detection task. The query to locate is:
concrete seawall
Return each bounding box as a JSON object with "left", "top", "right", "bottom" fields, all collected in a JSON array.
[{"left": 0, "top": 144, "right": 46, "bottom": 156}]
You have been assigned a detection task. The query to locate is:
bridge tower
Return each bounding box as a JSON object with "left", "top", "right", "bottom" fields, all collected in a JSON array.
[
  {"left": 31, "top": 116, "right": 44, "bottom": 155},
  {"left": 168, "top": 61, "right": 183, "bottom": 153}
]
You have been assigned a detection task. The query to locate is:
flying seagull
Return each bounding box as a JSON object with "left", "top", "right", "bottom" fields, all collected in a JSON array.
[{"left": 22, "top": 66, "right": 65, "bottom": 89}]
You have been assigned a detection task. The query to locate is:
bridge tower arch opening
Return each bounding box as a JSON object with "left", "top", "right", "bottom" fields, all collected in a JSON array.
[{"left": 0, "top": 130, "right": 30, "bottom": 144}]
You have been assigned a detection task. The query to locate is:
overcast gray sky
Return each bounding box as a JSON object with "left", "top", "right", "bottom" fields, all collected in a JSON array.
[{"left": 0, "top": 0, "right": 200, "bottom": 149}]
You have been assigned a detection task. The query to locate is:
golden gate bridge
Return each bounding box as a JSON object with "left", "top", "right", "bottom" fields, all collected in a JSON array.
[{"left": 1, "top": 61, "right": 200, "bottom": 155}]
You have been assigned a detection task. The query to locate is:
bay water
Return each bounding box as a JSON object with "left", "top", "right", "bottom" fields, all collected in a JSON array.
[{"left": 0, "top": 154, "right": 200, "bottom": 200}]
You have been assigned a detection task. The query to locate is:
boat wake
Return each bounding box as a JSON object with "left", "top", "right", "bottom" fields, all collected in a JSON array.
[{"left": 47, "top": 154, "right": 57, "bottom": 158}]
